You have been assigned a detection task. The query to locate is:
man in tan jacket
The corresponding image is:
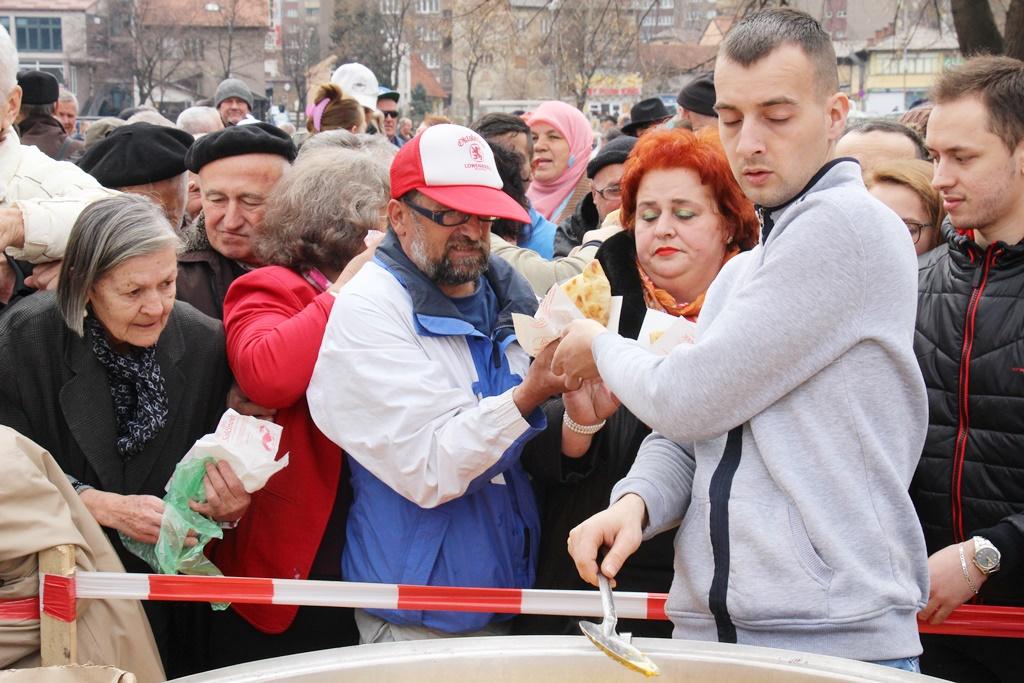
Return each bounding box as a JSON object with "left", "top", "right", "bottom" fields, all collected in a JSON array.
[{"left": 0, "top": 427, "right": 164, "bottom": 682}]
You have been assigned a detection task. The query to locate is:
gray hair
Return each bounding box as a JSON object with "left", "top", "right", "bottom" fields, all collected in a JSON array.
[
  {"left": 58, "top": 88, "right": 77, "bottom": 106},
  {"left": 176, "top": 106, "right": 224, "bottom": 135},
  {"left": 0, "top": 27, "right": 15, "bottom": 98},
  {"left": 57, "top": 194, "right": 181, "bottom": 336},
  {"left": 254, "top": 148, "right": 390, "bottom": 273},
  {"left": 721, "top": 8, "right": 838, "bottom": 98},
  {"left": 297, "top": 129, "right": 398, "bottom": 162},
  {"left": 126, "top": 109, "right": 176, "bottom": 127}
]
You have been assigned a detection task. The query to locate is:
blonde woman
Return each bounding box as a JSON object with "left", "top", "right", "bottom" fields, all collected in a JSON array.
[{"left": 866, "top": 159, "right": 944, "bottom": 256}]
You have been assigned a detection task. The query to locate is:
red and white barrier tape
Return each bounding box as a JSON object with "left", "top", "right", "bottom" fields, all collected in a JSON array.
[
  {"left": 5, "top": 571, "right": 1022, "bottom": 639},
  {"left": 71, "top": 572, "right": 668, "bottom": 621}
]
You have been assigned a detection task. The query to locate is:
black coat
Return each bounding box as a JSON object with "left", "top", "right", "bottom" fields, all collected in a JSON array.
[
  {"left": 911, "top": 233, "right": 1024, "bottom": 606},
  {"left": 518, "top": 231, "right": 674, "bottom": 638},
  {"left": 0, "top": 293, "right": 231, "bottom": 676},
  {"left": 554, "top": 192, "right": 599, "bottom": 258}
]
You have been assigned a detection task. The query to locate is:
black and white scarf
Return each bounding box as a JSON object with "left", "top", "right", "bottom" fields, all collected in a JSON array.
[{"left": 86, "top": 316, "right": 170, "bottom": 458}]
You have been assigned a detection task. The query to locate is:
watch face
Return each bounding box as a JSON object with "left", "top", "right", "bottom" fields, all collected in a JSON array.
[{"left": 976, "top": 547, "right": 1000, "bottom": 572}]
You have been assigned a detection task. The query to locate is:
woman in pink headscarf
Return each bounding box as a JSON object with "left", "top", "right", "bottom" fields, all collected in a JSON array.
[{"left": 526, "top": 101, "right": 594, "bottom": 224}]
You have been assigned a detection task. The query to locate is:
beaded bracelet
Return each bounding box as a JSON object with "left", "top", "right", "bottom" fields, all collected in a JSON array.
[{"left": 563, "top": 413, "right": 607, "bottom": 435}]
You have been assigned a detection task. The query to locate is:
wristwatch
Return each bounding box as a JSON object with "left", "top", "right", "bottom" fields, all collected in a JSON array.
[{"left": 972, "top": 536, "right": 1001, "bottom": 575}]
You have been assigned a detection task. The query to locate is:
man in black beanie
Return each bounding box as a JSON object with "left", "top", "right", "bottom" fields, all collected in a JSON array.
[
  {"left": 676, "top": 73, "right": 718, "bottom": 131},
  {"left": 15, "top": 70, "right": 83, "bottom": 160},
  {"left": 177, "top": 121, "right": 295, "bottom": 318},
  {"left": 78, "top": 122, "right": 194, "bottom": 229},
  {"left": 555, "top": 134, "right": 637, "bottom": 256}
]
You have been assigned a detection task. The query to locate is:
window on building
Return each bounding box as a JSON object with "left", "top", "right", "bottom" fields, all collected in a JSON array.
[
  {"left": 307, "top": 7, "right": 318, "bottom": 16},
  {"left": 658, "top": 14, "right": 673, "bottom": 25},
  {"left": 422, "top": 52, "right": 440, "bottom": 68},
  {"left": 380, "top": 0, "right": 400, "bottom": 15},
  {"left": 642, "top": 14, "right": 655, "bottom": 26},
  {"left": 181, "top": 37, "right": 205, "bottom": 60},
  {"left": 15, "top": 17, "right": 62, "bottom": 52},
  {"left": 286, "top": 8, "right": 298, "bottom": 17},
  {"left": 416, "top": 0, "right": 439, "bottom": 14},
  {"left": 659, "top": 0, "right": 673, "bottom": 7},
  {"left": 0, "top": 17, "right": 9, "bottom": 33},
  {"left": 837, "top": 9, "right": 846, "bottom": 17}
]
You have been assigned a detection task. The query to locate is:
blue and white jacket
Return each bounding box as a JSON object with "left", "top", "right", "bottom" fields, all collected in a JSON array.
[{"left": 307, "top": 233, "right": 545, "bottom": 633}]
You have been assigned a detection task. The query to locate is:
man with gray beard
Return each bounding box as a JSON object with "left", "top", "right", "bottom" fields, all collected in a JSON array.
[{"left": 308, "top": 124, "right": 570, "bottom": 642}]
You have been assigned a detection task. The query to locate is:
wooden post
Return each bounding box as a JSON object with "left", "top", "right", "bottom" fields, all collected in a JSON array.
[{"left": 38, "top": 544, "right": 76, "bottom": 666}]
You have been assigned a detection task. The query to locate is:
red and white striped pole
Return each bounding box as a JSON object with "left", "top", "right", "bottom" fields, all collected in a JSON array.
[{"left": 14, "top": 570, "right": 1024, "bottom": 639}]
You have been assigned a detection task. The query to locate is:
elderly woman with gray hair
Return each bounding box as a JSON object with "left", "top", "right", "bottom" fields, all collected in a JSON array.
[
  {"left": 206, "top": 146, "right": 389, "bottom": 667},
  {"left": 0, "top": 193, "right": 242, "bottom": 677}
]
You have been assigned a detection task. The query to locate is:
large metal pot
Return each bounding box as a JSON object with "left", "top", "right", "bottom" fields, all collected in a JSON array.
[{"left": 172, "top": 636, "right": 940, "bottom": 682}]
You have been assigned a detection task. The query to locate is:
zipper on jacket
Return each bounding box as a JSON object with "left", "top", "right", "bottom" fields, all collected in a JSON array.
[
  {"left": 708, "top": 426, "right": 743, "bottom": 643},
  {"left": 951, "top": 246, "right": 998, "bottom": 543}
]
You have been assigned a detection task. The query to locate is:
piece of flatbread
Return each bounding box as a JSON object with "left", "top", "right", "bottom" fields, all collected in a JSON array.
[{"left": 560, "top": 260, "right": 612, "bottom": 326}]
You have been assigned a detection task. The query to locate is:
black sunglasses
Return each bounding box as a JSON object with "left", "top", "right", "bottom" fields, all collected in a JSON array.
[
  {"left": 382, "top": 110, "right": 400, "bottom": 119},
  {"left": 404, "top": 198, "right": 498, "bottom": 227}
]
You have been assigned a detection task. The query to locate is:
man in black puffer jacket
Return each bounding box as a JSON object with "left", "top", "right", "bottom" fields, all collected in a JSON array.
[{"left": 911, "top": 55, "right": 1024, "bottom": 683}]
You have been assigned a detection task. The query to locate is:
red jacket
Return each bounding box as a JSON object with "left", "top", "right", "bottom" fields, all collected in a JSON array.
[{"left": 215, "top": 266, "right": 344, "bottom": 633}]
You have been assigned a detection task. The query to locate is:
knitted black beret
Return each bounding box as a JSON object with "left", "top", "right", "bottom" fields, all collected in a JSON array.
[
  {"left": 184, "top": 122, "right": 296, "bottom": 172},
  {"left": 586, "top": 134, "right": 638, "bottom": 179},
  {"left": 78, "top": 122, "right": 194, "bottom": 187},
  {"left": 18, "top": 70, "right": 59, "bottom": 105}
]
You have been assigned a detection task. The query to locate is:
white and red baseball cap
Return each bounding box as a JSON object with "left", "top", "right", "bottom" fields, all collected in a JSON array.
[{"left": 391, "top": 124, "right": 530, "bottom": 224}]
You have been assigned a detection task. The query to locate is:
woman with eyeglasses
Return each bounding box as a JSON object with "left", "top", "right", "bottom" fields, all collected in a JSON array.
[
  {"left": 866, "top": 159, "right": 945, "bottom": 257},
  {"left": 516, "top": 127, "right": 759, "bottom": 638}
]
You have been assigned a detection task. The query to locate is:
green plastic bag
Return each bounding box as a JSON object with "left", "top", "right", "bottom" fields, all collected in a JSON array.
[{"left": 121, "top": 456, "right": 229, "bottom": 610}]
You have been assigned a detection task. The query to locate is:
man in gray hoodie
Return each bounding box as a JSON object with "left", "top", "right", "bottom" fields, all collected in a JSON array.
[{"left": 555, "top": 8, "right": 929, "bottom": 670}]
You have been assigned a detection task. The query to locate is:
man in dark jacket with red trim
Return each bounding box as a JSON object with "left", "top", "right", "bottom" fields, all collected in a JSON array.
[{"left": 912, "top": 55, "right": 1024, "bottom": 683}]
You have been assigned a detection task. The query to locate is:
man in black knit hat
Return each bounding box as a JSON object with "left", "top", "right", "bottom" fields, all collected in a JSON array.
[
  {"left": 676, "top": 73, "right": 718, "bottom": 131},
  {"left": 15, "top": 70, "right": 83, "bottom": 160}
]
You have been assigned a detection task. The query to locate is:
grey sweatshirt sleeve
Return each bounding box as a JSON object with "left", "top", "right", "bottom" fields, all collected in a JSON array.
[
  {"left": 610, "top": 432, "right": 696, "bottom": 540},
  {"left": 592, "top": 196, "right": 865, "bottom": 444}
]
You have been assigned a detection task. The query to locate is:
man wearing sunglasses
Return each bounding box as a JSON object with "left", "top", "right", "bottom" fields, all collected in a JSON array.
[
  {"left": 308, "top": 124, "right": 569, "bottom": 643},
  {"left": 377, "top": 87, "right": 406, "bottom": 148}
]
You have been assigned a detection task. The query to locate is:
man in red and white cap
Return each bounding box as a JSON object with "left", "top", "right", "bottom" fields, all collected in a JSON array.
[{"left": 308, "top": 124, "right": 569, "bottom": 642}]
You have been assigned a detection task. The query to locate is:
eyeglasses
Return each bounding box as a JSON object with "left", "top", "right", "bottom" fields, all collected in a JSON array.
[
  {"left": 593, "top": 184, "right": 622, "bottom": 200},
  {"left": 904, "top": 219, "right": 929, "bottom": 244},
  {"left": 382, "top": 110, "right": 400, "bottom": 119},
  {"left": 404, "top": 198, "right": 498, "bottom": 227}
]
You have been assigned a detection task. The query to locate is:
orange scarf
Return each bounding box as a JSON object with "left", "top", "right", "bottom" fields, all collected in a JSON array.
[{"left": 637, "top": 247, "right": 740, "bottom": 321}]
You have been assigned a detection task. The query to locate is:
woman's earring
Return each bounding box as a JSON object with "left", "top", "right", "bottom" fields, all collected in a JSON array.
[{"left": 726, "top": 236, "right": 734, "bottom": 245}]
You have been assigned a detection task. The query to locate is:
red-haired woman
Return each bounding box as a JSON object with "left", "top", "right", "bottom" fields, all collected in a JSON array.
[{"left": 518, "top": 128, "right": 758, "bottom": 638}]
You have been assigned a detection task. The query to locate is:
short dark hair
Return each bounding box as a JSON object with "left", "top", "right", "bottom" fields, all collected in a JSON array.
[
  {"left": 843, "top": 119, "right": 929, "bottom": 160},
  {"left": 931, "top": 55, "right": 1024, "bottom": 152},
  {"left": 487, "top": 140, "right": 529, "bottom": 244},
  {"left": 720, "top": 8, "right": 838, "bottom": 98},
  {"left": 471, "top": 113, "right": 530, "bottom": 140},
  {"left": 20, "top": 102, "right": 54, "bottom": 118}
]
